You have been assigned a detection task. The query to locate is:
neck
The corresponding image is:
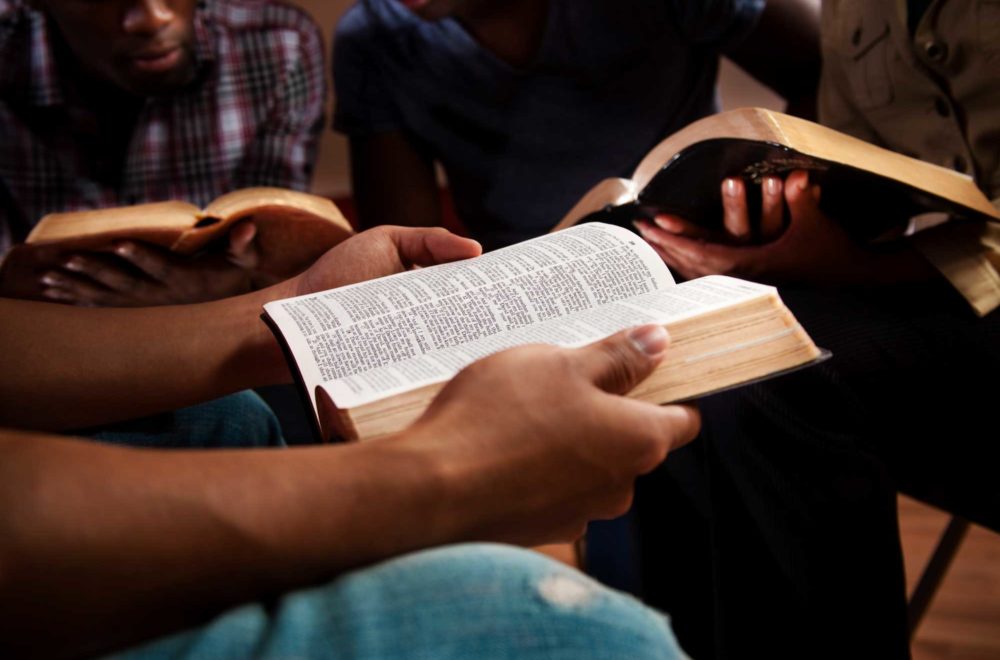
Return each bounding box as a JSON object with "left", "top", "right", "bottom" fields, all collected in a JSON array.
[
  {"left": 49, "top": 31, "right": 143, "bottom": 186},
  {"left": 455, "top": 0, "right": 549, "bottom": 68}
]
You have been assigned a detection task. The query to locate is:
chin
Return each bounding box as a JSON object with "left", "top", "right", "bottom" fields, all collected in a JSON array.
[{"left": 119, "top": 54, "right": 197, "bottom": 97}]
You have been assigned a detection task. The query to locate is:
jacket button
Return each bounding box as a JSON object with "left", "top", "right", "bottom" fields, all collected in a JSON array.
[{"left": 924, "top": 40, "right": 948, "bottom": 63}]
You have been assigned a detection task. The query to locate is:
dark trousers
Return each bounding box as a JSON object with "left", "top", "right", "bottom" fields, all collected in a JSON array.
[{"left": 637, "top": 281, "right": 1000, "bottom": 659}]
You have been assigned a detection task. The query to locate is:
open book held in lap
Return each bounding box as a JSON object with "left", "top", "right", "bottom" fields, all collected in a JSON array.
[
  {"left": 2, "top": 188, "right": 354, "bottom": 298},
  {"left": 554, "top": 108, "right": 999, "bottom": 242},
  {"left": 264, "top": 224, "right": 826, "bottom": 442}
]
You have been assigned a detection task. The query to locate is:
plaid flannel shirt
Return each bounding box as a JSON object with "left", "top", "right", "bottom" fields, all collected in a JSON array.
[{"left": 0, "top": 0, "right": 326, "bottom": 254}]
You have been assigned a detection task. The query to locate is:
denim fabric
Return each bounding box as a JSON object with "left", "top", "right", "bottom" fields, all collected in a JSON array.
[
  {"left": 111, "top": 544, "right": 686, "bottom": 660},
  {"left": 84, "top": 391, "right": 285, "bottom": 449}
]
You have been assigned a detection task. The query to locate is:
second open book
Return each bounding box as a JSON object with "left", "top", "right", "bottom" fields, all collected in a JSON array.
[
  {"left": 264, "top": 224, "right": 826, "bottom": 442},
  {"left": 554, "top": 108, "right": 999, "bottom": 240}
]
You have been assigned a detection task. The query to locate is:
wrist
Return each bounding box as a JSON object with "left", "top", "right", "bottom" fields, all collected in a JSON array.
[
  {"left": 381, "top": 419, "right": 508, "bottom": 546},
  {"left": 326, "top": 434, "right": 467, "bottom": 558},
  {"left": 225, "top": 286, "right": 295, "bottom": 387}
]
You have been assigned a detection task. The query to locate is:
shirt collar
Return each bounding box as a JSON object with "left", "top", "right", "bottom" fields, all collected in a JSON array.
[
  {"left": 191, "top": 6, "right": 217, "bottom": 74},
  {"left": 24, "top": 9, "right": 63, "bottom": 107}
]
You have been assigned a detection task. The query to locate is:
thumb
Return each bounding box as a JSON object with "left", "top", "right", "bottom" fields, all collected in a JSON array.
[
  {"left": 226, "top": 219, "right": 259, "bottom": 269},
  {"left": 575, "top": 324, "right": 669, "bottom": 395},
  {"left": 389, "top": 227, "right": 482, "bottom": 268}
]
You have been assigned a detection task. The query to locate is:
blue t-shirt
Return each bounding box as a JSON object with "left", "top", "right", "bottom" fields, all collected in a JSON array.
[{"left": 334, "top": 0, "right": 764, "bottom": 249}]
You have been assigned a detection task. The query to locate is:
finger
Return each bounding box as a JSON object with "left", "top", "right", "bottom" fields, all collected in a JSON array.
[
  {"left": 573, "top": 324, "right": 670, "bottom": 395},
  {"left": 783, "top": 171, "right": 823, "bottom": 230},
  {"left": 112, "top": 241, "right": 172, "bottom": 282},
  {"left": 634, "top": 403, "right": 702, "bottom": 472},
  {"left": 648, "top": 230, "right": 760, "bottom": 279},
  {"left": 646, "top": 229, "right": 726, "bottom": 268},
  {"left": 649, "top": 215, "right": 713, "bottom": 240},
  {"left": 641, "top": 229, "right": 704, "bottom": 272},
  {"left": 656, "top": 404, "right": 702, "bottom": 453},
  {"left": 592, "top": 483, "right": 637, "bottom": 521},
  {"left": 646, "top": 240, "right": 709, "bottom": 280},
  {"left": 634, "top": 220, "right": 684, "bottom": 248},
  {"left": 760, "top": 176, "right": 785, "bottom": 240},
  {"left": 62, "top": 253, "right": 141, "bottom": 293},
  {"left": 635, "top": 221, "right": 711, "bottom": 263},
  {"left": 721, "top": 178, "right": 751, "bottom": 242},
  {"left": 40, "top": 270, "right": 121, "bottom": 306},
  {"left": 226, "top": 220, "right": 259, "bottom": 270},
  {"left": 41, "top": 287, "right": 77, "bottom": 304},
  {"left": 590, "top": 397, "right": 702, "bottom": 475},
  {"left": 384, "top": 226, "right": 482, "bottom": 268}
]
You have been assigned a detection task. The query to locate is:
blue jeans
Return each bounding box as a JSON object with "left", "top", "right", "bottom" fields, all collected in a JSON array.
[
  {"left": 85, "top": 391, "right": 285, "bottom": 449},
  {"left": 111, "top": 544, "right": 686, "bottom": 659}
]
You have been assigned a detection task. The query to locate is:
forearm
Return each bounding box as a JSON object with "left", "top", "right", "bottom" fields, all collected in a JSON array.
[
  {"left": 0, "top": 282, "right": 293, "bottom": 431},
  {"left": 0, "top": 431, "right": 455, "bottom": 658},
  {"left": 350, "top": 133, "right": 443, "bottom": 230}
]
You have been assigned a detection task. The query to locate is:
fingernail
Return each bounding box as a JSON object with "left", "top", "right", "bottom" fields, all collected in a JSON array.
[
  {"left": 63, "top": 257, "right": 83, "bottom": 271},
  {"left": 43, "top": 287, "right": 69, "bottom": 301},
  {"left": 654, "top": 216, "right": 679, "bottom": 232},
  {"left": 41, "top": 271, "right": 62, "bottom": 286},
  {"left": 765, "top": 177, "right": 781, "bottom": 195},
  {"left": 632, "top": 221, "right": 650, "bottom": 236},
  {"left": 628, "top": 324, "right": 669, "bottom": 356},
  {"left": 724, "top": 178, "right": 739, "bottom": 197}
]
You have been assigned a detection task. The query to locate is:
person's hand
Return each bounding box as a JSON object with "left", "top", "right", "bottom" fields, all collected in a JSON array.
[
  {"left": 651, "top": 174, "right": 789, "bottom": 245},
  {"left": 3, "top": 220, "right": 269, "bottom": 307},
  {"left": 288, "top": 225, "right": 482, "bottom": 297},
  {"left": 402, "top": 325, "right": 701, "bottom": 546},
  {"left": 633, "top": 170, "right": 926, "bottom": 285}
]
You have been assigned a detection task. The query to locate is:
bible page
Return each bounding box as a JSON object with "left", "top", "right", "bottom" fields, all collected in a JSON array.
[
  {"left": 263, "top": 223, "right": 672, "bottom": 409},
  {"left": 320, "top": 275, "right": 777, "bottom": 409}
]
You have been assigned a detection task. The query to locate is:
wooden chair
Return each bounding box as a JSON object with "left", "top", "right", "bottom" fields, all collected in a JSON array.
[{"left": 907, "top": 515, "right": 970, "bottom": 639}]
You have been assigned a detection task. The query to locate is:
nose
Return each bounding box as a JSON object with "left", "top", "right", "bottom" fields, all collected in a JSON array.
[{"left": 122, "top": 0, "right": 176, "bottom": 35}]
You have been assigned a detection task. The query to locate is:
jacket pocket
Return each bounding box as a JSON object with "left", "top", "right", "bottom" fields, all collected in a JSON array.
[{"left": 833, "top": 1, "right": 895, "bottom": 108}]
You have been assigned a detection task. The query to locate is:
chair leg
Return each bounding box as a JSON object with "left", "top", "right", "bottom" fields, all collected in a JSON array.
[{"left": 907, "top": 516, "right": 970, "bottom": 639}]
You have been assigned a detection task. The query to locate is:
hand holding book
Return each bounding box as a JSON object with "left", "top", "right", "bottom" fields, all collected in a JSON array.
[
  {"left": 264, "top": 223, "right": 827, "bottom": 442},
  {"left": 1, "top": 188, "right": 356, "bottom": 306},
  {"left": 555, "top": 108, "right": 998, "bottom": 288},
  {"left": 407, "top": 324, "right": 701, "bottom": 544},
  {"left": 635, "top": 170, "right": 938, "bottom": 286},
  {"left": 2, "top": 219, "right": 269, "bottom": 306}
]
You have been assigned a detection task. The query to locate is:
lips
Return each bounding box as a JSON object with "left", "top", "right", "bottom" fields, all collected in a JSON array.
[{"left": 128, "top": 46, "right": 183, "bottom": 74}]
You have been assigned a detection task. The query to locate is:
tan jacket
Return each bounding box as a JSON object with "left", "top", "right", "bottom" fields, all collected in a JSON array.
[{"left": 819, "top": 0, "right": 1000, "bottom": 315}]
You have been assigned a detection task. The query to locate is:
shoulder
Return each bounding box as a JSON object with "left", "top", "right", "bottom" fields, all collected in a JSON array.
[
  {"left": 0, "top": 0, "right": 29, "bottom": 42},
  {"left": 0, "top": 1, "right": 37, "bottom": 93},
  {"left": 203, "top": 0, "right": 324, "bottom": 63},
  {"left": 657, "top": 0, "right": 765, "bottom": 43},
  {"left": 335, "top": 0, "right": 422, "bottom": 49},
  {"left": 0, "top": 0, "right": 20, "bottom": 21}
]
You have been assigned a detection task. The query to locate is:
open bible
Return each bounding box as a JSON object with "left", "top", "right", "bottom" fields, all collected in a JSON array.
[
  {"left": 10, "top": 187, "right": 353, "bottom": 282},
  {"left": 554, "top": 108, "right": 1000, "bottom": 241},
  {"left": 263, "top": 224, "right": 826, "bottom": 442}
]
